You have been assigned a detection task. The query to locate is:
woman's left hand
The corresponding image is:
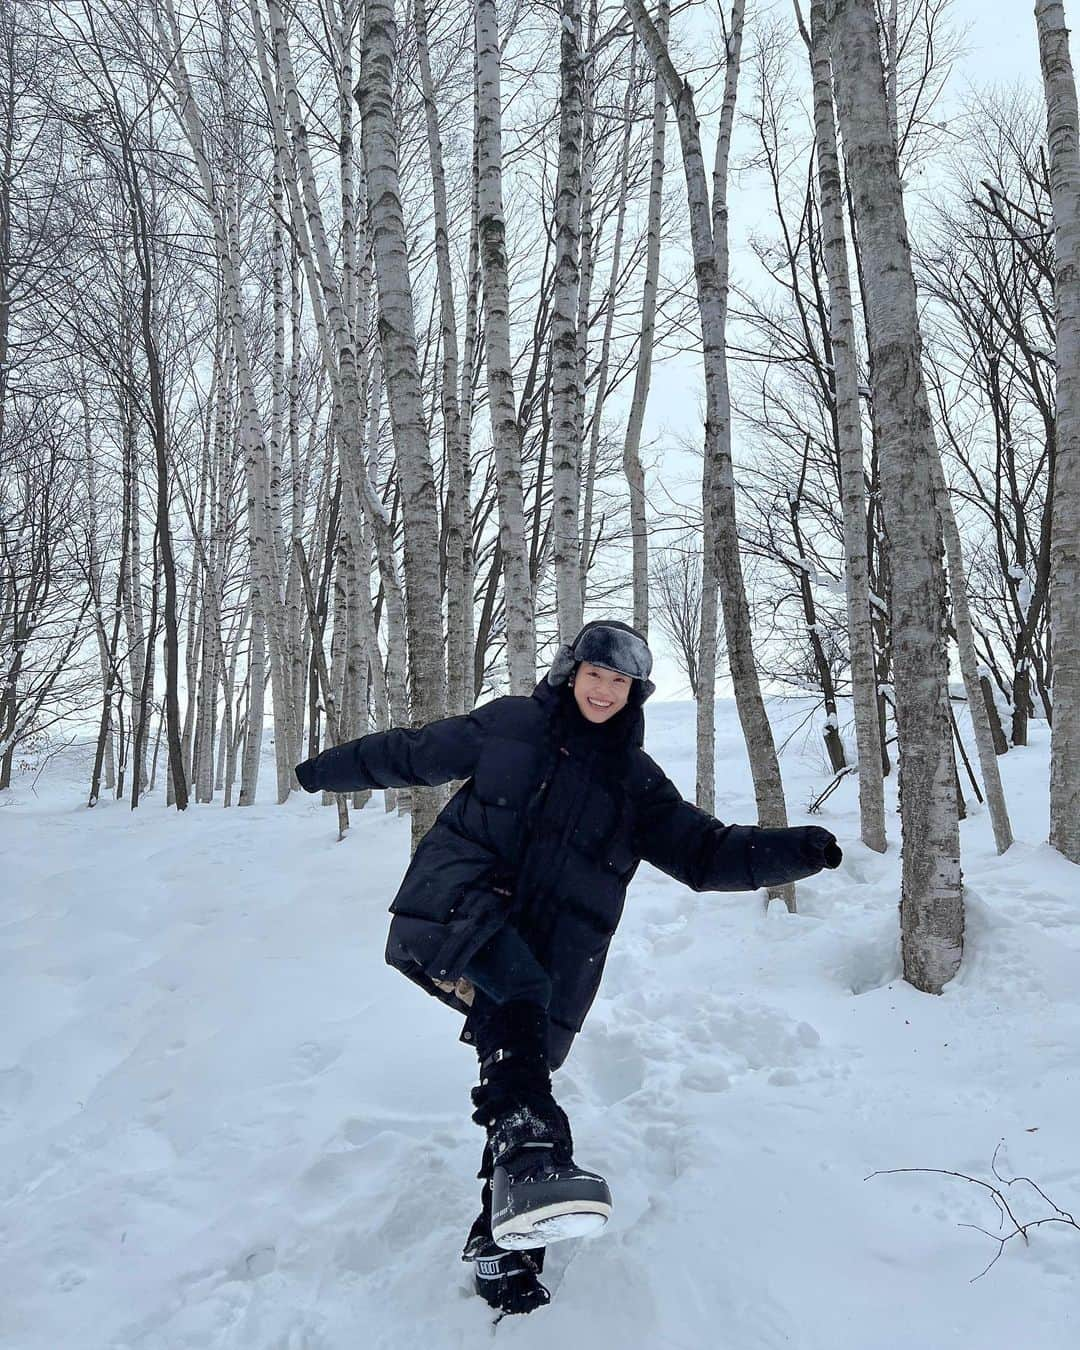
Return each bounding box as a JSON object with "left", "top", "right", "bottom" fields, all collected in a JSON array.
[{"left": 795, "top": 825, "right": 843, "bottom": 871}]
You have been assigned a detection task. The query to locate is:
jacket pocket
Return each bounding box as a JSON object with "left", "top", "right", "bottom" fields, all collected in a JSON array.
[{"left": 392, "top": 885, "right": 510, "bottom": 985}]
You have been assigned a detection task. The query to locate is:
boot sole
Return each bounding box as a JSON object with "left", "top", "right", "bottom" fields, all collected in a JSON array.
[{"left": 492, "top": 1198, "right": 611, "bottom": 1249}]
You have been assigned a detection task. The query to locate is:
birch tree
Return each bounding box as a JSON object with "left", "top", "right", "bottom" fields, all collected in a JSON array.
[
  {"left": 804, "top": 0, "right": 886, "bottom": 851},
  {"left": 474, "top": 0, "right": 536, "bottom": 690},
  {"left": 413, "top": 0, "right": 470, "bottom": 717},
  {"left": 622, "top": 0, "right": 669, "bottom": 638},
  {"left": 1035, "top": 0, "right": 1080, "bottom": 864},
  {"left": 626, "top": 1, "right": 793, "bottom": 898},
  {"left": 358, "top": 0, "right": 449, "bottom": 838},
  {"left": 929, "top": 444, "right": 1014, "bottom": 854},
  {"left": 551, "top": 0, "right": 586, "bottom": 640},
  {"left": 826, "top": 0, "right": 963, "bottom": 991}
]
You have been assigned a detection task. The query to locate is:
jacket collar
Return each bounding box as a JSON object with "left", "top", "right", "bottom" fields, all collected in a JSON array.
[{"left": 530, "top": 678, "right": 645, "bottom": 750}]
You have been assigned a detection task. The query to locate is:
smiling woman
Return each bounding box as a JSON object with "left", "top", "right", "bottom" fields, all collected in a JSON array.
[
  {"left": 570, "top": 663, "right": 631, "bottom": 723},
  {"left": 294, "top": 617, "right": 842, "bottom": 1315}
]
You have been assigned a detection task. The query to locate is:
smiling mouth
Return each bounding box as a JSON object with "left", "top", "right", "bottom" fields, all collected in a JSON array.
[{"left": 587, "top": 697, "right": 613, "bottom": 709}]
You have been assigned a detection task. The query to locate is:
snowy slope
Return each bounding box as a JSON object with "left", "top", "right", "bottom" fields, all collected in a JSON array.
[{"left": 3, "top": 701, "right": 1078, "bottom": 1350}]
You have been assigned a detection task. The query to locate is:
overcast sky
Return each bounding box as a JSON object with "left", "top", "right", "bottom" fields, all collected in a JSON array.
[{"left": 946, "top": 0, "right": 1042, "bottom": 92}]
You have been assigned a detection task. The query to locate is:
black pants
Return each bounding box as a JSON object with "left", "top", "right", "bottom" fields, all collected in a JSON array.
[
  {"left": 463, "top": 922, "right": 552, "bottom": 1010},
  {"left": 461, "top": 925, "right": 553, "bottom": 1227}
]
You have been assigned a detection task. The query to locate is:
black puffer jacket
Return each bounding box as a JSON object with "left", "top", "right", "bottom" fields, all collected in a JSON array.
[{"left": 299, "top": 657, "right": 836, "bottom": 1062}]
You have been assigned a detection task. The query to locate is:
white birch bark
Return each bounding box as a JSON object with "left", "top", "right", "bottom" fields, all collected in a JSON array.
[
  {"left": 240, "top": 585, "right": 266, "bottom": 806},
  {"left": 357, "top": 0, "right": 449, "bottom": 838},
  {"left": 255, "top": 0, "right": 416, "bottom": 770},
  {"left": 826, "top": 0, "right": 963, "bottom": 991},
  {"left": 221, "top": 600, "right": 248, "bottom": 805},
  {"left": 194, "top": 328, "right": 225, "bottom": 802},
  {"left": 180, "top": 444, "right": 207, "bottom": 788},
  {"left": 83, "top": 385, "right": 115, "bottom": 792},
  {"left": 929, "top": 446, "right": 1014, "bottom": 852},
  {"left": 268, "top": 147, "right": 296, "bottom": 773},
  {"left": 328, "top": 461, "right": 351, "bottom": 767},
  {"left": 413, "top": 0, "right": 469, "bottom": 715},
  {"left": 807, "top": 0, "right": 886, "bottom": 852},
  {"left": 117, "top": 262, "right": 150, "bottom": 793},
  {"left": 627, "top": 1, "right": 791, "bottom": 887},
  {"left": 360, "top": 351, "right": 407, "bottom": 739},
  {"left": 460, "top": 143, "right": 481, "bottom": 708},
  {"left": 285, "top": 247, "right": 307, "bottom": 763},
  {"left": 474, "top": 0, "right": 536, "bottom": 690},
  {"left": 622, "top": 0, "right": 669, "bottom": 637},
  {"left": 580, "top": 41, "right": 636, "bottom": 613},
  {"left": 1036, "top": 0, "right": 1080, "bottom": 863},
  {"left": 259, "top": 0, "right": 378, "bottom": 765},
  {"left": 574, "top": 0, "right": 598, "bottom": 477},
  {"left": 552, "top": 0, "right": 586, "bottom": 639},
  {"left": 698, "top": 0, "right": 744, "bottom": 819}
]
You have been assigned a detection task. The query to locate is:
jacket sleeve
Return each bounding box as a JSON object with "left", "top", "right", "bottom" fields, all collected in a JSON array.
[
  {"left": 631, "top": 755, "right": 822, "bottom": 892},
  {"left": 301, "top": 707, "right": 489, "bottom": 794}
]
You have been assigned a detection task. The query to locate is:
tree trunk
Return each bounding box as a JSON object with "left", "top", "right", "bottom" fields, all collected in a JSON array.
[
  {"left": 473, "top": 0, "right": 536, "bottom": 690},
  {"left": 807, "top": 0, "right": 886, "bottom": 850},
  {"left": 461, "top": 135, "right": 481, "bottom": 708},
  {"left": 622, "top": 0, "right": 669, "bottom": 638},
  {"left": 1036, "top": 0, "right": 1080, "bottom": 863},
  {"left": 826, "top": 0, "right": 963, "bottom": 992},
  {"left": 581, "top": 35, "right": 636, "bottom": 617},
  {"left": 413, "top": 0, "right": 468, "bottom": 715},
  {"left": 357, "top": 0, "right": 449, "bottom": 842},
  {"left": 551, "top": 0, "right": 586, "bottom": 639},
  {"left": 930, "top": 447, "right": 1014, "bottom": 853},
  {"left": 627, "top": 1, "right": 791, "bottom": 900}
]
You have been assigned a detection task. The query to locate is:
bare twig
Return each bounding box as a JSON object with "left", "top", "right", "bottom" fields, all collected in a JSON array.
[
  {"left": 31, "top": 735, "right": 80, "bottom": 796},
  {"left": 807, "top": 764, "right": 857, "bottom": 814},
  {"left": 866, "top": 1143, "right": 1079, "bottom": 1281}
]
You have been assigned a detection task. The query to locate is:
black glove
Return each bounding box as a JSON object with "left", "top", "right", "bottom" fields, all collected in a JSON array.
[
  {"left": 796, "top": 825, "right": 842, "bottom": 871},
  {"left": 294, "top": 757, "right": 320, "bottom": 793}
]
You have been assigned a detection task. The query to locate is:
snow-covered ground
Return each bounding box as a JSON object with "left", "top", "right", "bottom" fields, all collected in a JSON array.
[{"left": 3, "top": 700, "right": 1078, "bottom": 1349}]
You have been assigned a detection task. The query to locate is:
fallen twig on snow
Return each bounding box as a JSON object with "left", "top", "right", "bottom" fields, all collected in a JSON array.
[{"left": 866, "top": 1141, "right": 1078, "bottom": 1281}]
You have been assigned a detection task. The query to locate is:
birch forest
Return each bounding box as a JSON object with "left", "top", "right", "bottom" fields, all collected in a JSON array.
[{"left": 3, "top": 0, "right": 1079, "bottom": 995}]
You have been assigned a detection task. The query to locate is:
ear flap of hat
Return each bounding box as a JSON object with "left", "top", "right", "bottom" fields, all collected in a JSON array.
[
  {"left": 546, "top": 642, "right": 577, "bottom": 688},
  {"left": 631, "top": 677, "right": 656, "bottom": 706}
]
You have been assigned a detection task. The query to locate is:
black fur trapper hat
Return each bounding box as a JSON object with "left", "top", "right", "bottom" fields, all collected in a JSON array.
[{"left": 546, "top": 619, "right": 656, "bottom": 705}]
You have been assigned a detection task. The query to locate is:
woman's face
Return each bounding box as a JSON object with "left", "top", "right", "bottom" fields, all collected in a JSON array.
[{"left": 572, "top": 662, "right": 631, "bottom": 723}]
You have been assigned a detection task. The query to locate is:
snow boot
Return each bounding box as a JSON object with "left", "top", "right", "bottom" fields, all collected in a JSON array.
[
  {"left": 470, "top": 1001, "right": 612, "bottom": 1250},
  {"left": 462, "top": 1185, "right": 550, "bottom": 1316}
]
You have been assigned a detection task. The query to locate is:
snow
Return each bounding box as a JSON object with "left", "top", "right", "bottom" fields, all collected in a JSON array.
[{"left": 3, "top": 702, "right": 1079, "bottom": 1349}]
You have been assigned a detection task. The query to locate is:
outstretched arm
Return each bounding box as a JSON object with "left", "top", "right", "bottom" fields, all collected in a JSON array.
[
  {"left": 295, "top": 707, "right": 489, "bottom": 794},
  {"left": 631, "top": 756, "right": 841, "bottom": 891}
]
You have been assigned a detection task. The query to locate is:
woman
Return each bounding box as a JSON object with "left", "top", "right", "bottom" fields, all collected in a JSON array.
[{"left": 295, "top": 620, "right": 841, "bottom": 1317}]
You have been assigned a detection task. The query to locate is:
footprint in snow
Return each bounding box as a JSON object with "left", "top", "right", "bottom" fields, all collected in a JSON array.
[
  {"left": 291, "top": 1039, "right": 342, "bottom": 1080},
  {"left": 225, "top": 1244, "right": 277, "bottom": 1281}
]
